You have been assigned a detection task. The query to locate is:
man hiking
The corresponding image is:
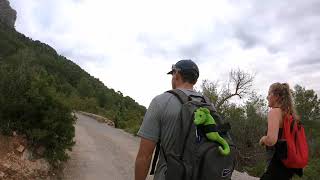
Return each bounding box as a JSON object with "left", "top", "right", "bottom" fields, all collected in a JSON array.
[
  {"left": 135, "top": 59, "right": 235, "bottom": 180},
  {"left": 134, "top": 59, "right": 201, "bottom": 180}
]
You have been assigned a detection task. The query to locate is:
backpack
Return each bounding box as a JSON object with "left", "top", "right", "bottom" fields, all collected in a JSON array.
[
  {"left": 150, "top": 89, "right": 237, "bottom": 180},
  {"left": 279, "top": 114, "right": 308, "bottom": 168}
]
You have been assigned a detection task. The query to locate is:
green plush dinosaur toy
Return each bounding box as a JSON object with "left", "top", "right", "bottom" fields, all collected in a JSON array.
[{"left": 194, "top": 107, "right": 230, "bottom": 156}]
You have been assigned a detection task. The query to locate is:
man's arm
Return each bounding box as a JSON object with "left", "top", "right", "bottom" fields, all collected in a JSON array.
[
  {"left": 135, "top": 137, "right": 156, "bottom": 180},
  {"left": 135, "top": 96, "right": 161, "bottom": 180}
]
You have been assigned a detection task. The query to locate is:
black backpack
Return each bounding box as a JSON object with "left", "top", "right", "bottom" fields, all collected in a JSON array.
[{"left": 150, "top": 89, "right": 237, "bottom": 180}]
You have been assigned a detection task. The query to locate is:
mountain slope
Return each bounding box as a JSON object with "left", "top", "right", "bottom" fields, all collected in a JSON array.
[
  {"left": 0, "top": 14, "right": 145, "bottom": 163},
  {"left": 0, "top": 20, "right": 146, "bottom": 129}
]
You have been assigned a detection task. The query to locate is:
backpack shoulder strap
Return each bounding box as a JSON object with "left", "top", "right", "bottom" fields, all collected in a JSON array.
[
  {"left": 284, "top": 114, "right": 295, "bottom": 133},
  {"left": 151, "top": 89, "right": 190, "bottom": 174},
  {"left": 150, "top": 141, "right": 167, "bottom": 175},
  {"left": 167, "top": 89, "right": 190, "bottom": 104},
  {"left": 150, "top": 142, "right": 160, "bottom": 175},
  {"left": 203, "top": 95, "right": 211, "bottom": 104},
  {"left": 167, "top": 89, "right": 210, "bottom": 104},
  {"left": 150, "top": 141, "right": 160, "bottom": 175},
  {"left": 290, "top": 115, "right": 296, "bottom": 133}
]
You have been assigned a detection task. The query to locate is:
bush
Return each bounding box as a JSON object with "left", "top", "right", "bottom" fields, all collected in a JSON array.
[
  {"left": 292, "top": 157, "right": 320, "bottom": 180},
  {"left": 0, "top": 63, "right": 75, "bottom": 164},
  {"left": 243, "top": 160, "right": 266, "bottom": 178}
]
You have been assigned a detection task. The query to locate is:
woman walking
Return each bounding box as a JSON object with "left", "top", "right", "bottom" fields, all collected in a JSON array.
[{"left": 259, "top": 82, "right": 303, "bottom": 180}]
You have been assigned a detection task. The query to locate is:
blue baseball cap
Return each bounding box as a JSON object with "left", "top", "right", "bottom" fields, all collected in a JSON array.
[{"left": 167, "top": 59, "right": 199, "bottom": 78}]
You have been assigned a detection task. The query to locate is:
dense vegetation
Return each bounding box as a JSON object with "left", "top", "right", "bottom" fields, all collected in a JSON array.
[{"left": 0, "top": 22, "right": 146, "bottom": 164}]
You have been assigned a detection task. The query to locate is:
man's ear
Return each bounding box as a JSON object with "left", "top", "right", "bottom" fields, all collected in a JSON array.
[
  {"left": 174, "top": 72, "right": 184, "bottom": 85},
  {"left": 175, "top": 72, "right": 181, "bottom": 81}
]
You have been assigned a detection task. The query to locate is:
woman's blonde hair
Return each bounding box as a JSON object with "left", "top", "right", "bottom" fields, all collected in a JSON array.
[{"left": 270, "top": 82, "right": 300, "bottom": 121}]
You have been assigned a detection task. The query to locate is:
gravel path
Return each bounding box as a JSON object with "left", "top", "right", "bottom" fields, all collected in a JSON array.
[{"left": 63, "top": 113, "right": 258, "bottom": 180}]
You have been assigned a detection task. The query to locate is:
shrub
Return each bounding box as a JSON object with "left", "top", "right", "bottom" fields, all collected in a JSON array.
[{"left": 0, "top": 63, "right": 75, "bottom": 164}]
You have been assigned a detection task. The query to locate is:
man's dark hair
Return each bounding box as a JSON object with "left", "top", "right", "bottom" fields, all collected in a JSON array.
[
  {"left": 179, "top": 70, "right": 198, "bottom": 84},
  {"left": 168, "top": 59, "right": 199, "bottom": 84}
]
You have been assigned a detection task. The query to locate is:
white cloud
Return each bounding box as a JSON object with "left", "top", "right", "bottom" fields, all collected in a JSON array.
[{"left": 9, "top": 0, "right": 320, "bottom": 107}]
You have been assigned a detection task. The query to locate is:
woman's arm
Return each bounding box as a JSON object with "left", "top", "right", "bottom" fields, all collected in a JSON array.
[{"left": 259, "top": 108, "right": 282, "bottom": 146}]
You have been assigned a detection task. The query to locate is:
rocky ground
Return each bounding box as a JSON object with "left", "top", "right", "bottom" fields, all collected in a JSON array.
[{"left": 0, "top": 134, "right": 52, "bottom": 180}]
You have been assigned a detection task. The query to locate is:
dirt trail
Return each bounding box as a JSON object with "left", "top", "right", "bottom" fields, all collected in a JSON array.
[{"left": 63, "top": 113, "right": 258, "bottom": 180}]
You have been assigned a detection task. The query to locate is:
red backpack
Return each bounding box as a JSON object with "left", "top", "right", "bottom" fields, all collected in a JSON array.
[{"left": 280, "top": 115, "right": 309, "bottom": 168}]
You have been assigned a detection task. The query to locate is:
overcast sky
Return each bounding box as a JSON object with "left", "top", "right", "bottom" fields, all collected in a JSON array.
[{"left": 9, "top": 0, "right": 320, "bottom": 107}]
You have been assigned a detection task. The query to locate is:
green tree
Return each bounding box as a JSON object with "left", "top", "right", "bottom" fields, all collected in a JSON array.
[
  {"left": 293, "top": 85, "right": 320, "bottom": 121},
  {"left": 77, "top": 77, "right": 94, "bottom": 97}
]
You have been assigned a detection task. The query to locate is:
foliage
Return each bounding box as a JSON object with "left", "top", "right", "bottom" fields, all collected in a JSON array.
[
  {"left": 293, "top": 85, "right": 320, "bottom": 121},
  {"left": 295, "top": 156, "right": 320, "bottom": 180},
  {"left": 0, "top": 59, "right": 75, "bottom": 164},
  {"left": 0, "top": 22, "right": 146, "bottom": 163}
]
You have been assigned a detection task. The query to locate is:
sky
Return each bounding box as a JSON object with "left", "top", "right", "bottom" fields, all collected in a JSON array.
[{"left": 9, "top": 0, "right": 320, "bottom": 107}]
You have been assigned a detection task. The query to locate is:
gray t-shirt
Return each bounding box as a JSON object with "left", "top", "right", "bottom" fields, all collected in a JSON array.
[{"left": 137, "top": 88, "right": 203, "bottom": 180}]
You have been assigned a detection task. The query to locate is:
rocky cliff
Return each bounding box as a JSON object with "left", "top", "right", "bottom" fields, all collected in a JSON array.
[{"left": 0, "top": 0, "right": 16, "bottom": 28}]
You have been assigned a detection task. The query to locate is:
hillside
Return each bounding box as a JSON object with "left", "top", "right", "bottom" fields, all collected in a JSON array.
[
  {"left": 0, "top": 3, "right": 146, "bottom": 164},
  {"left": 0, "top": 16, "right": 146, "bottom": 130}
]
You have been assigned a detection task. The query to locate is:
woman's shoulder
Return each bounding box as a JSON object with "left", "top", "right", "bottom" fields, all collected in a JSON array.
[
  {"left": 270, "top": 107, "right": 281, "bottom": 111},
  {"left": 268, "top": 108, "right": 283, "bottom": 117},
  {"left": 268, "top": 108, "right": 285, "bottom": 127}
]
